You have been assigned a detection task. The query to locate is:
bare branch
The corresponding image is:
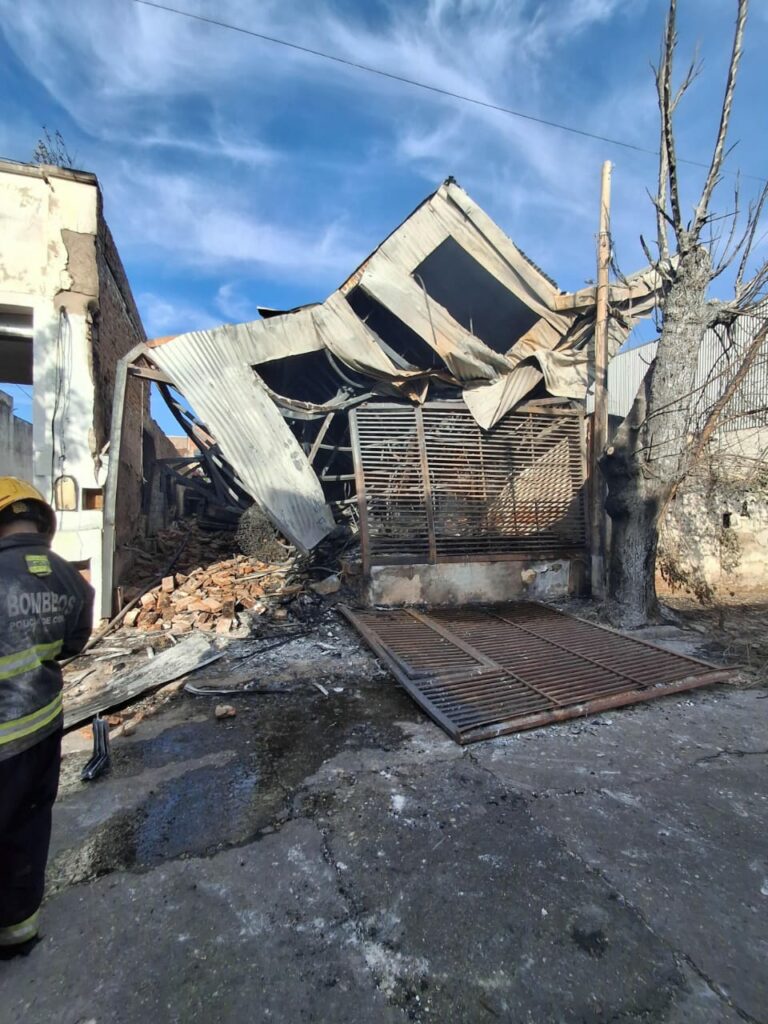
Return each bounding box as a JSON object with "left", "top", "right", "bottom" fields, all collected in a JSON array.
[
  {"left": 653, "top": 56, "right": 671, "bottom": 260},
  {"left": 657, "top": 0, "right": 684, "bottom": 239},
  {"left": 712, "top": 178, "right": 741, "bottom": 276},
  {"left": 735, "top": 181, "right": 768, "bottom": 296},
  {"left": 706, "top": 218, "right": 718, "bottom": 267},
  {"left": 662, "top": 317, "right": 768, "bottom": 513},
  {"left": 646, "top": 188, "right": 677, "bottom": 234},
  {"left": 639, "top": 233, "right": 660, "bottom": 272},
  {"left": 738, "top": 264, "right": 768, "bottom": 308},
  {"left": 691, "top": 0, "right": 748, "bottom": 237},
  {"left": 651, "top": 38, "right": 703, "bottom": 258},
  {"left": 609, "top": 242, "right": 631, "bottom": 287},
  {"left": 672, "top": 47, "right": 703, "bottom": 108}
]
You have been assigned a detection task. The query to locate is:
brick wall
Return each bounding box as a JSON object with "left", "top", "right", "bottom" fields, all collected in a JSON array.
[
  {"left": 93, "top": 200, "right": 179, "bottom": 585},
  {"left": 93, "top": 209, "right": 148, "bottom": 560}
]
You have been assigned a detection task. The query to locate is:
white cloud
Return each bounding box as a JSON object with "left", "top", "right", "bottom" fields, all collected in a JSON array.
[
  {"left": 1, "top": 1, "right": 630, "bottom": 157},
  {"left": 2, "top": 0, "right": 763, "bottom": 317},
  {"left": 138, "top": 291, "right": 219, "bottom": 336},
  {"left": 106, "top": 163, "right": 363, "bottom": 284},
  {"left": 215, "top": 282, "right": 258, "bottom": 321},
  {"left": 133, "top": 131, "right": 278, "bottom": 170}
]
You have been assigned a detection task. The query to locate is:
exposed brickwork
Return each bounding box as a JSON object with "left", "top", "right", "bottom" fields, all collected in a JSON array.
[
  {"left": 93, "top": 214, "right": 146, "bottom": 557},
  {"left": 93, "top": 195, "right": 175, "bottom": 564}
]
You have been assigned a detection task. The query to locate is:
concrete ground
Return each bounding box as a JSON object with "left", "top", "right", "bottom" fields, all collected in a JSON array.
[{"left": 1, "top": 612, "right": 767, "bottom": 1024}]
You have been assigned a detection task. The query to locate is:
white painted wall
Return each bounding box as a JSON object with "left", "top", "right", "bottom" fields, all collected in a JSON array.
[
  {"left": 0, "top": 163, "right": 105, "bottom": 605},
  {"left": 659, "top": 427, "right": 768, "bottom": 595}
]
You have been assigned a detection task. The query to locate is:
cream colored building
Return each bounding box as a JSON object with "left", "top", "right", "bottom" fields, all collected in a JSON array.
[{"left": 0, "top": 158, "right": 171, "bottom": 616}]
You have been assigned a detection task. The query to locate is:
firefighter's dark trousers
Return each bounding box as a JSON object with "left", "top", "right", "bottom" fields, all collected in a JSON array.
[{"left": 0, "top": 730, "right": 61, "bottom": 947}]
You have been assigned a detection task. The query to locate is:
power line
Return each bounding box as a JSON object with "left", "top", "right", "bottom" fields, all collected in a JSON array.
[{"left": 132, "top": 0, "right": 766, "bottom": 185}]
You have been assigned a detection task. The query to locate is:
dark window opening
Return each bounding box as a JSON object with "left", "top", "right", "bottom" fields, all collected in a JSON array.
[
  {"left": 722, "top": 512, "right": 732, "bottom": 529},
  {"left": 413, "top": 236, "right": 540, "bottom": 354},
  {"left": 83, "top": 488, "right": 104, "bottom": 511},
  {"left": 0, "top": 334, "right": 33, "bottom": 384},
  {"left": 346, "top": 287, "right": 444, "bottom": 371},
  {"left": 254, "top": 349, "right": 369, "bottom": 406}
]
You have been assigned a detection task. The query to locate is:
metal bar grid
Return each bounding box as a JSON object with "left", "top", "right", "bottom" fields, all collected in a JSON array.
[
  {"left": 339, "top": 602, "right": 730, "bottom": 744},
  {"left": 350, "top": 403, "right": 587, "bottom": 567}
]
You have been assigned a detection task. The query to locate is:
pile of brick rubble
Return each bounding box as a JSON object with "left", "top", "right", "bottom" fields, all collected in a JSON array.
[{"left": 122, "top": 556, "right": 298, "bottom": 635}]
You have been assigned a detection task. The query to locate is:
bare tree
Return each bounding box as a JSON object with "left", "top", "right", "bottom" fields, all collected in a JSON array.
[{"left": 600, "top": 0, "right": 768, "bottom": 627}]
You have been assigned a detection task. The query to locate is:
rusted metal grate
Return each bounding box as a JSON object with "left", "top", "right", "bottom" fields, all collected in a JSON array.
[
  {"left": 340, "top": 603, "right": 729, "bottom": 744},
  {"left": 349, "top": 402, "right": 587, "bottom": 570}
]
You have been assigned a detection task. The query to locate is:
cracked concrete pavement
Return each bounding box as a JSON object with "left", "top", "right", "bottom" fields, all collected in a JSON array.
[{"left": 1, "top": 615, "right": 766, "bottom": 1024}]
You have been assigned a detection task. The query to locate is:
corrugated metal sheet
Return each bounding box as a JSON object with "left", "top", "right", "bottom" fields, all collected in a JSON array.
[
  {"left": 589, "top": 303, "right": 768, "bottom": 431},
  {"left": 586, "top": 342, "right": 659, "bottom": 418},
  {"left": 693, "top": 306, "right": 768, "bottom": 432},
  {"left": 149, "top": 329, "right": 335, "bottom": 552}
]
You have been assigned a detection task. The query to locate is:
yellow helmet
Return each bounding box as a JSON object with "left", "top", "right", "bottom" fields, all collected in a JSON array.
[{"left": 0, "top": 477, "right": 56, "bottom": 536}]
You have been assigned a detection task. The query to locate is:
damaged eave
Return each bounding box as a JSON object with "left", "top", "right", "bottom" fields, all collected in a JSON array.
[{"left": 555, "top": 259, "right": 676, "bottom": 313}]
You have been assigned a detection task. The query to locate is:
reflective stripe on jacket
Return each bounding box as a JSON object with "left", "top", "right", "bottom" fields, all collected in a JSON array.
[{"left": 0, "top": 535, "right": 94, "bottom": 761}]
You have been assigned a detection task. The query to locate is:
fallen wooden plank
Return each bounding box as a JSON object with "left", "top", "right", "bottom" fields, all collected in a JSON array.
[{"left": 63, "top": 632, "right": 223, "bottom": 730}]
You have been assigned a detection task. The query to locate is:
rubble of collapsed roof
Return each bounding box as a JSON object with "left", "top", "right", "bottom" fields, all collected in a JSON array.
[
  {"left": 133, "top": 179, "right": 667, "bottom": 552},
  {"left": 124, "top": 557, "right": 304, "bottom": 635}
]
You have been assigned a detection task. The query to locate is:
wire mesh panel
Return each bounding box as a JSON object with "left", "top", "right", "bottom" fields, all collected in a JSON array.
[{"left": 350, "top": 402, "right": 586, "bottom": 566}]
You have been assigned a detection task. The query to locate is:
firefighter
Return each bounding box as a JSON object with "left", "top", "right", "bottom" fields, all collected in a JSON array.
[{"left": 0, "top": 477, "right": 93, "bottom": 958}]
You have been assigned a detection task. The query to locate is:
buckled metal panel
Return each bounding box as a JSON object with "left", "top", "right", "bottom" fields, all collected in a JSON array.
[
  {"left": 340, "top": 603, "right": 729, "bottom": 744},
  {"left": 349, "top": 402, "right": 586, "bottom": 568}
]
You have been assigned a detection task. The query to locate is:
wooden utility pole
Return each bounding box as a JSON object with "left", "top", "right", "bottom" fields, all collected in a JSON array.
[{"left": 590, "top": 160, "right": 612, "bottom": 598}]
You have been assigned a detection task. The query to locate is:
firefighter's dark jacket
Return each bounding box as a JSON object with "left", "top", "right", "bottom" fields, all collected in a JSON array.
[{"left": 0, "top": 533, "right": 94, "bottom": 762}]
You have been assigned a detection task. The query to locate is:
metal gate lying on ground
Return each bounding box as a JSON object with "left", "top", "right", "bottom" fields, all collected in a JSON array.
[{"left": 340, "top": 603, "right": 729, "bottom": 744}]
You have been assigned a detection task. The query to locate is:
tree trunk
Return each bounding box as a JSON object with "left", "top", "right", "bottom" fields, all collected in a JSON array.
[
  {"left": 602, "top": 244, "right": 713, "bottom": 626},
  {"left": 604, "top": 480, "right": 663, "bottom": 627},
  {"left": 601, "top": 355, "right": 662, "bottom": 626}
]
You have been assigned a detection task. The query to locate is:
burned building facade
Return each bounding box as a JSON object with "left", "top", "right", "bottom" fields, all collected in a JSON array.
[
  {"left": 0, "top": 158, "right": 174, "bottom": 612},
  {"left": 106, "top": 180, "right": 665, "bottom": 612}
]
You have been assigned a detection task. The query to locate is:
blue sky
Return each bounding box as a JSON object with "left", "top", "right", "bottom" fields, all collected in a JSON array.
[{"left": 1, "top": 0, "right": 766, "bottom": 432}]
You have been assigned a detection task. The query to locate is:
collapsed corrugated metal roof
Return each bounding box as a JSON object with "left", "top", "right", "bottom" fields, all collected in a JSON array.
[{"left": 147, "top": 179, "right": 665, "bottom": 551}]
